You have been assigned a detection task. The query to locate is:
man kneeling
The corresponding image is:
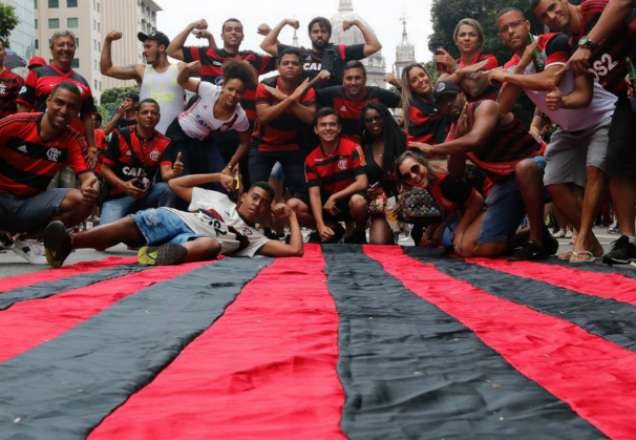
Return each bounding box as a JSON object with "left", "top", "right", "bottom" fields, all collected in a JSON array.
[{"left": 43, "top": 173, "right": 303, "bottom": 267}]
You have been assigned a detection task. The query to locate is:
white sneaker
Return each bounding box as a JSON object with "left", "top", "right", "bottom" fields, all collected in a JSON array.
[{"left": 12, "top": 237, "right": 48, "bottom": 264}]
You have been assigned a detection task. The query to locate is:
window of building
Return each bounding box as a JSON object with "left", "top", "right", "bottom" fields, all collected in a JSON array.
[
  {"left": 94, "top": 80, "right": 98, "bottom": 90},
  {"left": 75, "top": 37, "right": 79, "bottom": 47},
  {"left": 67, "top": 0, "right": 78, "bottom": 7},
  {"left": 35, "top": 39, "right": 39, "bottom": 50},
  {"left": 48, "top": 0, "right": 59, "bottom": 8},
  {"left": 67, "top": 17, "right": 78, "bottom": 28},
  {"left": 72, "top": 58, "right": 79, "bottom": 68},
  {"left": 34, "top": 0, "right": 38, "bottom": 9},
  {"left": 34, "top": 18, "right": 38, "bottom": 29},
  {"left": 48, "top": 18, "right": 60, "bottom": 29}
]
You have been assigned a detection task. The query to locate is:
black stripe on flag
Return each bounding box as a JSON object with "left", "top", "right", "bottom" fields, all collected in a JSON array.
[
  {"left": 0, "top": 264, "right": 145, "bottom": 310},
  {"left": 0, "top": 257, "right": 271, "bottom": 439},
  {"left": 322, "top": 245, "right": 601, "bottom": 439},
  {"left": 406, "top": 248, "right": 636, "bottom": 353}
]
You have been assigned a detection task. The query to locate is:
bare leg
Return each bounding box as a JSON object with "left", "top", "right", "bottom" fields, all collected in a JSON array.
[
  {"left": 55, "top": 189, "right": 95, "bottom": 228},
  {"left": 515, "top": 159, "right": 545, "bottom": 244},
  {"left": 181, "top": 237, "right": 221, "bottom": 262},
  {"left": 610, "top": 176, "right": 636, "bottom": 236},
  {"left": 573, "top": 166, "right": 606, "bottom": 257},
  {"left": 369, "top": 216, "right": 394, "bottom": 244},
  {"left": 348, "top": 194, "right": 368, "bottom": 229},
  {"left": 287, "top": 197, "right": 315, "bottom": 227},
  {"left": 71, "top": 217, "right": 144, "bottom": 250}
]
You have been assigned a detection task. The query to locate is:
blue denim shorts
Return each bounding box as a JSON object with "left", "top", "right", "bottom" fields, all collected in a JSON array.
[
  {"left": 479, "top": 156, "right": 546, "bottom": 244},
  {"left": 131, "top": 207, "right": 202, "bottom": 246}
]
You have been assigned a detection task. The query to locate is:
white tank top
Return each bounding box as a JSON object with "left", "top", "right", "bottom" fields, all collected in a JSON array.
[{"left": 139, "top": 64, "right": 185, "bottom": 134}]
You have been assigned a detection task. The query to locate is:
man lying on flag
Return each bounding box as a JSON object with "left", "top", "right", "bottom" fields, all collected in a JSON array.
[{"left": 41, "top": 172, "right": 304, "bottom": 267}]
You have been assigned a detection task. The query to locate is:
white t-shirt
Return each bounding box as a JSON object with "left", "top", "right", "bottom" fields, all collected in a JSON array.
[
  {"left": 166, "top": 188, "right": 268, "bottom": 257},
  {"left": 177, "top": 82, "right": 249, "bottom": 140},
  {"left": 518, "top": 64, "right": 616, "bottom": 132},
  {"left": 140, "top": 64, "right": 185, "bottom": 134}
]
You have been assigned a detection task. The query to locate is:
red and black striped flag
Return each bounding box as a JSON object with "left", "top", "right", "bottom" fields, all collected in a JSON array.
[{"left": 1, "top": 244, "right": 635, "bottom": 439}]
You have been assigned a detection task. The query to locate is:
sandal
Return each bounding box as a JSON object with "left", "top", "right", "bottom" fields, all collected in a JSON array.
[
  {"left": 558, "top": 250, "right": 573, "bottom": 261},
  {"left": 569, "top": 250, "right": 596, "bottom": 264}
]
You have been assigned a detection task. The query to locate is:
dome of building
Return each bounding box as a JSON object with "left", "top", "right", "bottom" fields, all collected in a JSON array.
[{"left": 329, "top": 0, "right": 387, "bottom": 88}]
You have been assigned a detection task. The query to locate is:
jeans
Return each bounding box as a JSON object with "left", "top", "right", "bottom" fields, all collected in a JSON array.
[{"left": 100, "top": 182, "right": 173, "bottom": 224}]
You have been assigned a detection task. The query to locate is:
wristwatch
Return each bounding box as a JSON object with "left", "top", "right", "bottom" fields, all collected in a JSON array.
[{"left": 577, "top": 36, "right": 598, "bottom": 51}]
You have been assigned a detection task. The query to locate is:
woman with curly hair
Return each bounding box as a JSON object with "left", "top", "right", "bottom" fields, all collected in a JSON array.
[{"left": 167, "top": 59, "right": 256, "bottom": 180}]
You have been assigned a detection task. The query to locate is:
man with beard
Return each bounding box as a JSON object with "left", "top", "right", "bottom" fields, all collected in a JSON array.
[
  {"left": 530, "top": 0, "right": 636, "bottom": 265},
  {"left": 0, "top": 82, "right": 99, "bottom": 263},
  {"left": 99, "top": 99, "right": 182, "bottom": 224},
  {"left": 100, "top": 30, "right": 184, "bottom": 134},
  {"left": 317, "top": 60, "right": 400, "bottom": 142},
  {"left": 260, "top": 16, "right": 382, "bottom": 88}
]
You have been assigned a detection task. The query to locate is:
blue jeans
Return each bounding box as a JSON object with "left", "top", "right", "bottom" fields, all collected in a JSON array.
[
  {"left": 100, "top": 182, "right": 173, "bottom": 224},
  {"left": 248, "top": 149, "right": 306, "bottom": 195}
]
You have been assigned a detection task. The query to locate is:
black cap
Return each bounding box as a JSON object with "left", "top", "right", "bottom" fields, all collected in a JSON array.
[
  {"left": 137, "top": 31, "right": 170, "bottom": 47},
  {"left": 433, "top": 80, "right": 461, "bottom": 102}
]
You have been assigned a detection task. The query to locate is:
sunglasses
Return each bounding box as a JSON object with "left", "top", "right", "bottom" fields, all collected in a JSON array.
[{"left": 400, "top": 163, "right": 422, "bottom": 182}]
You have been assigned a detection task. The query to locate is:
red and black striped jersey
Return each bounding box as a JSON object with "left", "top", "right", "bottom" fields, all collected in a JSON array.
[
  {"left": 101, "top": 126, "right": 171, "bottom": 197},
  {"left": 182, "top": 47, "right": 276, "bottom": 125},
  {"left": 406, "top": 96, "right": 449, "bottom": 145},
  {"left": 573, "top": 0, "right": 636, "bottom": 96},
  {"left": 457, "top": 52, "right": 499, "bottom": 71},
  {"left": 0, "top": 113, "right": 89, "bottom": 197},
  {"left": 504, "top": 33, "right": 570, "bottom": 71},
  {"left": 0, "top": 69, "right": 24, "bottom": 119},
  {"left": 428, "top": 173, "right": 480, "bottom": 215},
  {"left": 253, "top": 77, "right": 316, "bottom": 153},
  {"left": 16, "top": 64, "right": 96, "bottom": 133},
  {"left": 317, "top": 86, "right": 400, "bottom": 143},
  {"left": 305, "top": 137, "right": 367, "bottom": 196},
  {"left": 459, "top": 102, "right": 542, "bottom": 181}
]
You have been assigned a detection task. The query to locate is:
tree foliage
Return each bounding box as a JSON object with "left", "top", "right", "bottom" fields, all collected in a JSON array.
[
  {"left": 0, "top": 4, "right": 18, "bottom": 42},
  {"left": 99, "top": 85, "right": 139, "bottom": 119}
]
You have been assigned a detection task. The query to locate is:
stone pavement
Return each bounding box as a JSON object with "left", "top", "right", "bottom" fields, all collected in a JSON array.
[{"left": 0, "top": 227, "right": 626, "bottom": 279}]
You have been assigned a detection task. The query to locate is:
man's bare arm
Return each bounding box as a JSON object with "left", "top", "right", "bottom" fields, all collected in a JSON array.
[{"left": 100, "top": 31, "right": 143, "bottom": 81}]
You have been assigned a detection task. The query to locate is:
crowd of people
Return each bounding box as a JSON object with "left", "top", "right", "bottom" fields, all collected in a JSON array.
[{"left": 0, "top": 0, "right": 634, "bottom": 269}]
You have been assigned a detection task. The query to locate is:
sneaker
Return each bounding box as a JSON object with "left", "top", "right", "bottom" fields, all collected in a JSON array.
[
  {"left": 12, "top": 236, "right": 48, "bottom": 264},
  {"left": 0, "top": 231, "right": 13, "bottom": 251},
  {"left": 508, "top": 241, "right": 550, "bottom": 261},
  {"left": 543, "top": 226, "right": 559, "bottom": 256},
  {"left": 43, "top": 221, "right": 72, "bottom": 268},
  {"left": 603, "top": 235, "right": 636, "bottom": 265},
  {"left": 137, "top": 243, "right": 188, "bottom": 266},
  {"left": 607, "top": 225, "right": 620, "bottom": 235}
]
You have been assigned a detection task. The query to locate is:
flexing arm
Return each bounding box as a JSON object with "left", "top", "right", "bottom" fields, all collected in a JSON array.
[
  {"left": 100, "top": 32, "right": 143, "bottom": 81},
  {"left": 489, "top": 63, "right": 565, "bottom": 92},
  {"left": 342, "top": 19, "right": 382, "bottom": 57},
  {"left": 166, "top": 19, "right": 208, "bottom": 61},
  {"left": 260, "top": 19, "right": 299, "bottom": 56},
  {"left": 168, "top": 172, "right": 234, "bottom": 203},
  {"left": 176, "top": 61, "right": 200, "bottom": 93}
]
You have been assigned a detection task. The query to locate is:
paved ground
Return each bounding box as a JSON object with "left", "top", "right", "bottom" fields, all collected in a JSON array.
[{"left": 0, "top": 227, "right": 624, "bottom": 279}]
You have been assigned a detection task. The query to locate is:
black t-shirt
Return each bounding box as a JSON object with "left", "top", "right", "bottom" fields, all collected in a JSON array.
[{"left": 278, "top": 43, "right": 365, "bottom": 88}]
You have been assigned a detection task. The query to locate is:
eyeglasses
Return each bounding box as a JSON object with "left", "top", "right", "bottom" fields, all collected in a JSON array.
[
  {"left": 498, "top": 19, "right": 526, "bottom": 34},
  {"left": 364, "top": 115, "right": 382, "bottom": 123}
]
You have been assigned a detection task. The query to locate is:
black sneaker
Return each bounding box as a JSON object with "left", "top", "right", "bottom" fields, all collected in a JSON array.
[
  {"left": 603, "top": 236, "right": 636, "bottom": 265},
  {"left": 137, "top": 243, "right": 188, "bottom": 266},
  {"left": 43, "top": 221, "right": 72, "bottom": 268},
  {"left": 543, "top": 226, "right": 559, "bottom": 255},
  {"left": 508, "top": 241, "right": 550, "bottom": 261}
]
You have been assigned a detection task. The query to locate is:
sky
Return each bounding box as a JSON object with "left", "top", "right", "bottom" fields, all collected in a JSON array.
[{"left": 155, "top": 0, "right": 435, "bottom": 69}]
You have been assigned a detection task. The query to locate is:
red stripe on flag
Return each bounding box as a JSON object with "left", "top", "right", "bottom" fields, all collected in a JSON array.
[
  {"left": 365, "top": 245, "right": 636, "bottom": 440},
  {"left": 467, "top": 258, "right": 636, "bottom": 306},
  {"left": 1, "top": 256, "right": 136, "bottom": 292},
  {"left": 0, "top": 260, "right": 211, "bottom": 364},
  {"left": 90, "top": 244, "right": 345, "bottom": 440}
]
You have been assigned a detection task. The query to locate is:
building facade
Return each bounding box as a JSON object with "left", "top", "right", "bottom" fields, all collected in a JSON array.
[
  {"left": 0, "top": 0, "right": 36, "bottom": 61},
  {"left": 394, "top": 17, "right": 415, "bottom": 80},
  {"left": 329, "top": 0, "right": 387, "bottom": 88},
  {"left": 33, "top": 0, "right": 160, "bottom": 102}
]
